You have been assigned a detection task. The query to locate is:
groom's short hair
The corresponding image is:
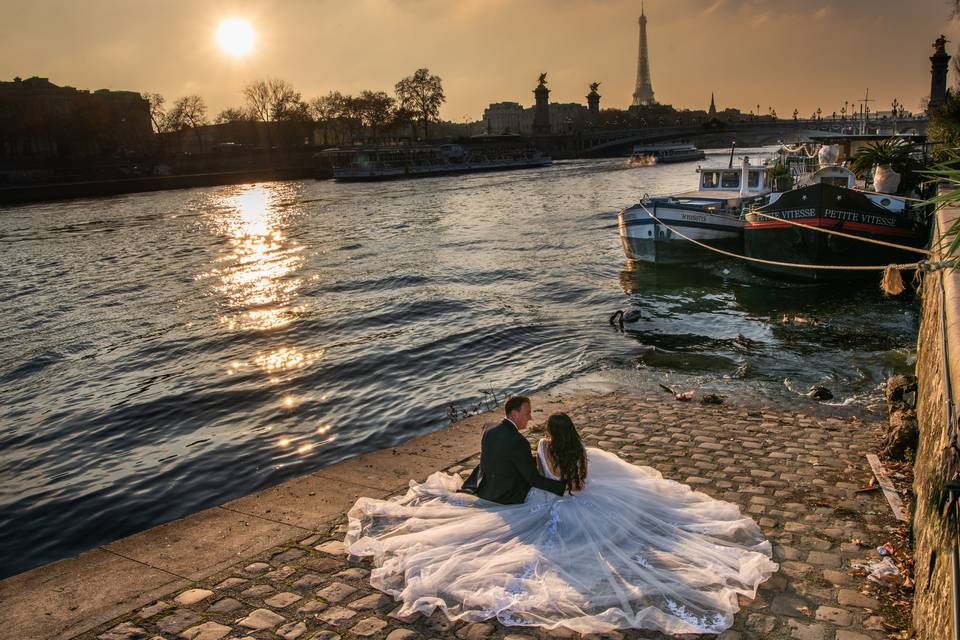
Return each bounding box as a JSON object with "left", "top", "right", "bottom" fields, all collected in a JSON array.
[{"left": 504, "top": 395, "right": 530, "bottom": 415}]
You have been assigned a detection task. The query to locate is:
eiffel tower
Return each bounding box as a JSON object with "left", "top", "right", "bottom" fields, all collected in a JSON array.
[{"left": 631, "top": 3, "right": 655, "bottom": 106}]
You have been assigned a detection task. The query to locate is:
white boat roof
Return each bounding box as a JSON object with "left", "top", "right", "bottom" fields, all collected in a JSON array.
[
  {"left": 698, "top": 165, "right": 764, "bottom": 171},
  {"left": 672, "top": 190, "right": 753, "bottom": 199}
]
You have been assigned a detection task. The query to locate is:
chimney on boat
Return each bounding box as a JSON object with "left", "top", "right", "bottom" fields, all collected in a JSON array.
[{"left": 739, "top": 156, "right": 751, "bottom": 197}]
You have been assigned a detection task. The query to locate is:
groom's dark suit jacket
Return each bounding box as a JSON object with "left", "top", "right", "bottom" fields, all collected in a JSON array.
[{"left": 461, "top": 419, "right": 566, "bottom": 504}]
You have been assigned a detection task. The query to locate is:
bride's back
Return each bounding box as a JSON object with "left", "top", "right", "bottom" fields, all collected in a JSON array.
[{"left": 542, "top": 413, "right": 588, "bottom": 492}]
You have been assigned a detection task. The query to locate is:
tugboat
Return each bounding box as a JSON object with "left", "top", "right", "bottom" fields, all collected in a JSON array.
[
  {"left": 743, "top": 142, "right": 927, "bottom": 281},
  {"left": 618, "top": 156, "right": 772, "bottom": 264}
]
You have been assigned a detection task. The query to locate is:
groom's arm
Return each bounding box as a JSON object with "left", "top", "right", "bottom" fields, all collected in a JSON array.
[{"left": 509, "top": 438, "right": 565, "bottom": 497}]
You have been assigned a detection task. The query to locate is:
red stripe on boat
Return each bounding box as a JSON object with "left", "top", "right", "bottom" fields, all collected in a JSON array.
[{"left": 745, "top": 218, "right": 917, "bottom": 238}]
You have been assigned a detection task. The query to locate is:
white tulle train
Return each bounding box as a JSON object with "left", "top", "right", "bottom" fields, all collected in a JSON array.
[{"left": 345, "top": 447, "right": 777, "bottom": 635}]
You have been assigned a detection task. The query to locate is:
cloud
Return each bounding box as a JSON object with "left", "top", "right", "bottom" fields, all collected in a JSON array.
[
  {"left": 702, "top": 0, "right": 726, "bottom": 16},
  {"left": 813, "top": 6, "right": 833, "bottom": 20}
]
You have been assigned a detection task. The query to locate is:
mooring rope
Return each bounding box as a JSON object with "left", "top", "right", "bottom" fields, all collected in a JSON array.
[
  {"left": 636, "top": 202, "right": 925, "bottom": 271},
  {"left": 779, "top": 143, "right": 819, "bottom": 158},
  {"left": 747, "top": 210, "right": 932, "bottom": 255}
]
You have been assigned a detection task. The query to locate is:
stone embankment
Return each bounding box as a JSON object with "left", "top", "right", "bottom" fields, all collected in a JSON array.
[
  {"left": 0, "top": 168, "right": 317, "bottom": 205},
  {"left": 0, "top": 390, "right": 913, "bottom": 640},
  {"left": 911, "top": 201, "right": 960, "bottom": 640}
]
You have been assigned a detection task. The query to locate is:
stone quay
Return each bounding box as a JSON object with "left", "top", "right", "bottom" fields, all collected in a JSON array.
[{"left": 1, "top": 391, "right": 911, "bottom": 640}]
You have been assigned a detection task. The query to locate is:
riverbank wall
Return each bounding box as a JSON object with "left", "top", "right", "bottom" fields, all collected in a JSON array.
[
  {"left": 0, "top": 167, "right": 319, "bottom": 206},
  {"left": 912, "top": 200, "right": 960, "bottom": 640}
]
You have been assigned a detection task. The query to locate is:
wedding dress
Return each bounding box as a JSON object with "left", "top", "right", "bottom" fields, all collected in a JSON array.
[{"left": 345, "top": 440, "right": 777, "bottom": 635}]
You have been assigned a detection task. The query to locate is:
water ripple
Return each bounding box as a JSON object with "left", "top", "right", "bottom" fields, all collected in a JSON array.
[{"left": 0, "top": 154, "right": 919, "bottom": 578}]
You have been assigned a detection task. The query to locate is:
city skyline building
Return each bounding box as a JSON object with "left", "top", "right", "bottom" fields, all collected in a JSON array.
[
  {"left": 631, "top": 3, "right": 655, "bottom": 107},
  {"left": 0, "top": 76, "right": 152, "bottom": 161}
]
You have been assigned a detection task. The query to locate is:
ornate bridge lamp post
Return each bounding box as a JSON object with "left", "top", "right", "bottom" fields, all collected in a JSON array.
[{"left": 891, "top": 99, "right": 900, "bottom": 133}]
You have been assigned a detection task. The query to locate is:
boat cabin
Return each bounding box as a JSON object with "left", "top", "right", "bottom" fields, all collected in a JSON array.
[
  {"left": 655, "top": 158, "right": 771, "bottom": 212},
  {"left": 698, "top": 166, "right": 767, "bottom": 193},
  {"left": 677, "top": 157, "right": 769, "bottom": 200}
]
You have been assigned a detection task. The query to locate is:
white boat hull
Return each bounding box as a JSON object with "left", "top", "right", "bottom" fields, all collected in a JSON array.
[{"left": 618, "top": 202, "right": 744, "bottom": 264}]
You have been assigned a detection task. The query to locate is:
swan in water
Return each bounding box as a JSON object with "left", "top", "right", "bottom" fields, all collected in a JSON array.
[{"left": 608, "top": 308, "right": 648, "bottom": 330}]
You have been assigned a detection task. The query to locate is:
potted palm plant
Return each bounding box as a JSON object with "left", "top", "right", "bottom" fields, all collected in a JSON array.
[
  {"left": 850, "top": 138, "right": 916, "bottom": 194},
  {"left": 767, "top": 161, "right": 793, "bottom": 192}
]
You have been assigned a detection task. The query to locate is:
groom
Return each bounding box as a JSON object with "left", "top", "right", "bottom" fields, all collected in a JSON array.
[{"left": 460, "top": 395, "right": 566, "bottom": 504}]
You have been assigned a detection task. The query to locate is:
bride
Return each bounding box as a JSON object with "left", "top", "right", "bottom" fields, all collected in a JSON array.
[{"left": 346, "top": 412, "right": 777, "bottom": 635}]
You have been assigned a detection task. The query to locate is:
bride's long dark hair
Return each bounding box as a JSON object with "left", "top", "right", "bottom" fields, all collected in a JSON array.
[{"left": 546, "top": 412, "right": 587, "bottom": 492}]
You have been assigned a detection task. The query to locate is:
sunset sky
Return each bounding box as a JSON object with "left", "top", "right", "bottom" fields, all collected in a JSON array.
[{"left": 1, "top": 0, "right": 957, "bottom": 120}]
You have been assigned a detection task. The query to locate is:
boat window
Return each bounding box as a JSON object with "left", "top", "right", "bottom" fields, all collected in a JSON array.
[
  {"left": 747, "top": 170, "right": 761, "bottom": 188},
  {"left": 821, "top": 177, "right": 849, "bottom": 187},
  {"left": 721, "top": 171, "right": 740, "bottom": 188},
  {"left": 702, "top": 172, "right": 719, "bottom": 188}
]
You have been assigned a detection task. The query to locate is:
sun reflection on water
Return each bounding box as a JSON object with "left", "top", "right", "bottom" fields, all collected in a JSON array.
[
  {"left": 253, "top": 347, "right": 325, "bottom": 373},
  {"left": 198, "top": 184, "right": 307, "bottom": 332},
  {"left": 197, "top": 184, "right": 330, "bottom": 455}
]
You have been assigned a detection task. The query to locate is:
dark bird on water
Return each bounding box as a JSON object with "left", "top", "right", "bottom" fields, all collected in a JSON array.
[{"left": 609, "top": 308, "right": 647, "bottom": 330}]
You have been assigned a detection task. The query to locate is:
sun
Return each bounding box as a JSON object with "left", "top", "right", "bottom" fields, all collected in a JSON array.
[{"left": 216, "top": 18, "right": 255, "bottom": 57}]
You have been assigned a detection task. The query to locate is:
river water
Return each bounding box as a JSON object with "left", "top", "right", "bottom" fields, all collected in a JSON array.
[{"left": 0, "top": 149, "right": 918, "bottom": 578}]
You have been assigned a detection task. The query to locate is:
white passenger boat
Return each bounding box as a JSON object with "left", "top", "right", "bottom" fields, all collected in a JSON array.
[
  {"left": 628, "top": 142, "right": 705, "bottom": 165},
  {"left": 618, "top": 157, "right": 772, "bottom": 264}
]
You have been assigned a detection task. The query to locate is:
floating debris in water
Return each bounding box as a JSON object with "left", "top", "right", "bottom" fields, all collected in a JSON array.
[{"left": 808, "top": 385, "right": 834, "bottom": 401}]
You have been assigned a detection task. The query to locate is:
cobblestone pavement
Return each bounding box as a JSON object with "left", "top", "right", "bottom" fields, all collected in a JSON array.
[{"left": 76, "top": 394, "right": 905, "bottom": 640}]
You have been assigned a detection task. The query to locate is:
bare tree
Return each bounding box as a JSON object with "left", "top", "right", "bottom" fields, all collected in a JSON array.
[
  {"left": 243, "top": 78, "right": 302, "bottom": 122},
  {"left": 341, "top": 94, "right": 366, "bottom": 143},
  {"left": 391, "top": 105, "right": 417, "bottom": 141},
  {"left": 243, "top": 80, "right": 273, "bottom": 122},
  {"left": 215, "top": 107, "right": 252, "bottom": 124},
  {"left": 280, "top": 100, "right": 311, "bottom": 123},
  {"left": 280, "top": 99, "right": 313, "bottom": 145},
  {"left": 167, "top": 95, "right": 208, "bottom": 151},
  {"left": 394, "top": 68, "right": 445, "bottom": 140},
  {"left": 358, "top": 90, "right": 395, "bottom": 142},
  {"left": 167, "top": 95, "right": 208, "bottom": 129},
  {"left": 309, "top": 92, "right": 346, "bottom": 144},
  {"left": 141, "top": 92, "right": 168, "bottom": 133}
]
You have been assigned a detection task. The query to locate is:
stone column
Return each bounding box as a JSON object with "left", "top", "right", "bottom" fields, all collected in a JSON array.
[
  {"left": 533, "top": 77, "right": 551, "bottom": 135},
  {"left": 587, "top": 85, "right": 601, "bottom": 124},
  {"left": 930, "top": 35, "right": 951, "bottom": 109}
]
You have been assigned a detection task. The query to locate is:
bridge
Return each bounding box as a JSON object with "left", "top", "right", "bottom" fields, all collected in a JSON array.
[{"left": 566, "top": 117, "right": 929, "bottom": 157}]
